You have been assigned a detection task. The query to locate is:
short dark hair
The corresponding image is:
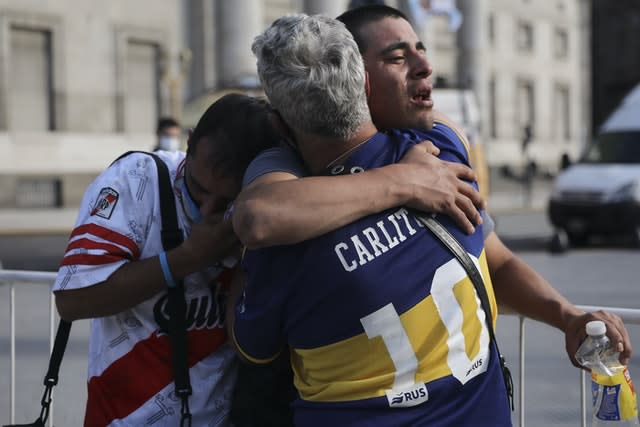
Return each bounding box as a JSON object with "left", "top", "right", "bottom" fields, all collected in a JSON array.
[
  {"left": 336, "top": 5, "right": 409, "bottom": 54},
  {"left": 156, "top": 117, "right": 180, "bottom": 134},
  {"left": 187, "top": 93, "right": 279, "bottom": 181}
]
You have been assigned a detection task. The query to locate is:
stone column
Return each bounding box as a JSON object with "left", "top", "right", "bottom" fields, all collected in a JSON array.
[
  {"left": 218, "top": 0, "right": 263, "bottom": 88},
  {"left": 457, "top": 0, "right": 485, "bottom": 92},
  {"left": 457, "top": 0, "right": 487, "bottom": 137},
  {"left": 187, "top": 0, "right": 216, "bottom": 97}
]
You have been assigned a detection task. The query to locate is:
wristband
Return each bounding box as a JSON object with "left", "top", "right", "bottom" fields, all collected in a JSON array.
[{"left": 159, "top": 251, "right": 178, "bottom": 288}]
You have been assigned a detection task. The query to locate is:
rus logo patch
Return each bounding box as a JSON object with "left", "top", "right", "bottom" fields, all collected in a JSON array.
[
  {"left": 385, "top": 383, "right": 429, "bottom": 408},
  {"left": 91, "top": 187, "right": 119, "bottom": 219}
]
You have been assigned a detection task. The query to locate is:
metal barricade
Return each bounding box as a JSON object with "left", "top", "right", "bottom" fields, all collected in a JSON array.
[
  {"left": 1, "top": 269, "right": 58, "bottom": 426},
  {"left": 2, "top": 268, "right": 640, "bottom": 426},
  {"left": 513, "top": 306, "right": 640, "bottom": 427}
]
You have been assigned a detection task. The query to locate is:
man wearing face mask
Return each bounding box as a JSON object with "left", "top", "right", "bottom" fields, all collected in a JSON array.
[
  {"left": 154, "top": 116, "right": 182, "bottom": 152},
  {"left": 52, "top": 94, "right": 279, "bottom": 426}
]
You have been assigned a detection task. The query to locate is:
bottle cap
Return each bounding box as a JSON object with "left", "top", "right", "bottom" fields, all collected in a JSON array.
[{"left": 586, "top": 320, "right": 606, "bottom": 336}]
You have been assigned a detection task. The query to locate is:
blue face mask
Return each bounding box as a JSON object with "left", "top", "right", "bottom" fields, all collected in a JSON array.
[{"left": 178, "top": 175, "right": 202, "bottom": 224}]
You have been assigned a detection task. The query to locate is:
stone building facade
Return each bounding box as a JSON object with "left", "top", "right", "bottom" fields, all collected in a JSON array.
[
  {"left": 0, "top": 0, "right": 184, "bottom": 208},
  {"left": 186, "top": 0, "right": 589, "bottom": 173},
  {"left": 455, "top": 0, "right": 590, "bottom": 172},
  {"left": 0, "top": 0, "right": 589, "bottom": 208}
]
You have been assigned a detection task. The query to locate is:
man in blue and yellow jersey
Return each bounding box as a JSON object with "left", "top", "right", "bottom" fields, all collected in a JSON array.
[
  {"left": 229, "top": 6, "right": 632, "bottom": 427},
  {"left": 231, "top": 5, "right": 632, "bottom": 373},
  {"left": 229, "top": 13, "right": 511, "bottom": 426}
]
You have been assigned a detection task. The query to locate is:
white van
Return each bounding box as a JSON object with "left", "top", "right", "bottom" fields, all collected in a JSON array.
[{"left": 548, "top": 83, "right": 640, "bottom": 246}]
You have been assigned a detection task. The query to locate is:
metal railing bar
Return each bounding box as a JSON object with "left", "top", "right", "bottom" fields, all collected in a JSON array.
[
  {"left": 581, "top": 370, "right": 587, "bottom": 427},
  {"left": 577, "top": 305, "right": 640, "bottom": 324},
  {"left": 49, "top": 292, "right": 55, "bottom": 427},
  {"left": 0, "top": 269, "right": 57, "bottom": 284},
  {"left": 519, "top": 316, "right": 526, "bottom": 427},
  {"left": 10, "top": 282, "right": 15, "bottom": 424}
]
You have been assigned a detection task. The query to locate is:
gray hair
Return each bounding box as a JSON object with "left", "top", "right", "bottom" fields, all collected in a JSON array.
[{"left": 252, "top": 14, "right": 371, "bottom": 139}]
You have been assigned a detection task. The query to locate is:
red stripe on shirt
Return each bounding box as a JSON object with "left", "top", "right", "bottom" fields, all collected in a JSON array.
[
  {"left": 69, "top": 223, "right": 140, "bottom": 260},
  {"left": 61, "top": 238, "right": 136, "bottom": 266},
  {"left": 84, "top": 327, "right": 227, "bottom": 427},
  {"left": 60, "top": 253, "right": 129, "bottom": 266},
  {"left": 66, "top": 237, "right": 134, "bottom": 257}
]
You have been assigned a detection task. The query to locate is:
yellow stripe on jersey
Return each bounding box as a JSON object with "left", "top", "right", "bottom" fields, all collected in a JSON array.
[
  {"left": 433, "top": 118, "right": 471, "bottom": 157},
  {"left": 478, "top": 248, "right": 498, "bottom": 326},
  {"left": 291, "top": 250, "right": 497, "bottom": 403},
  {"left": 232, "top": 326, "right": 283, "bottom": 365}
]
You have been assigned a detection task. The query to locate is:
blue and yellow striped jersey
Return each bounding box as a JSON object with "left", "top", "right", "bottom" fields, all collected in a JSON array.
[{"left": 234, "top": 124, "right": 512, "bottom": 426}]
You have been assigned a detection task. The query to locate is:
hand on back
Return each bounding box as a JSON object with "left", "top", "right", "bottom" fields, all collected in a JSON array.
[{"left": 398, "top": 140, "right": 486, "bottom": 234}]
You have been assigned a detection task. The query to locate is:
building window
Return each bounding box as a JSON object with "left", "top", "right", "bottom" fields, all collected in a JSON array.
[
  {"left": 8, "top": 27, "right": 55, "bottom": 131},
  {"left": 115, "top": 26, "right": 167, "bottom": 133},
  {"left": 553, "top": 85, "right": 571, "bottom": 140},
  {"left": 16, "top": 177, "right": 62, "bottom": 208},
  {"left": 123, "top": 40, "right": 161, "bottom": 133},
  {"left": 554, "top": 28, "right": 569, "bottom": 59},
  {"left": 517, "top": 80, "right": 535, "bottom": 131},
  {"left": 489, "top": 77, "right": 497, "bottom": 138},
  {"left": 516, "top": 21, "right": 534, "bottom": 52},
  {"left": 488, "top": 14, "right": 495, "bottom": 46}
]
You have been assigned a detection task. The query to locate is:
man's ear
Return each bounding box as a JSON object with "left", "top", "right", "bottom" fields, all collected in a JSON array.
[{"left": 365, "top": 71, "right": 371, "bottom": 99}]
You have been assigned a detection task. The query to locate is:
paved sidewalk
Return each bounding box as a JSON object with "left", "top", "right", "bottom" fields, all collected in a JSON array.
[{"left": 487, "top": 172, "right": 553, "bottom": 214}]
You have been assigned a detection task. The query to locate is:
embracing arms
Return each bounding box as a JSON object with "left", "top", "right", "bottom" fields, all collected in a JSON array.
[{"left": 232, "top": 141, "right": 485, "bottom": 248}]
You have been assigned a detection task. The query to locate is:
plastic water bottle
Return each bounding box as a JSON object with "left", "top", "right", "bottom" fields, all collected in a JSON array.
[{"left": 575, "top": 320, "right": 639, "bottom": 425}]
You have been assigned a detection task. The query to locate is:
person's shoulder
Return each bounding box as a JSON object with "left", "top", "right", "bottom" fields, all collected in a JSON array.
[
  {"left": 430, "top": 117, "right": 471, "bottom": 155},
  {"left": 97, "top": 151, "right": 183, "bottom": 196},
  {"left": 384, "top": 128, "right": 422, "bottom": 146},
  {"left": 254, "top": 146, "right": 300, "bottom": 162},
  {"left": 385, "top": 126, "right": 464, "bottom": 151},
  {"left": 140, "top": 149, "right": 185, "bottom": 167},
  {"left": 110, "top": 150, "right": 184, "bottom": 174},
  {"left": 387, "top": 125, "right": 472, "bottom": 166},
  {"left": 242, "top": 145, "right": 306, "bottom": 188}
]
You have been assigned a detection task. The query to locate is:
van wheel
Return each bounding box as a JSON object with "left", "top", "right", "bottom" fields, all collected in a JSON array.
[
  {"left": 549, "top": 230, "right": 568, "bottom": 254},
  {"left": 567, "top": 231, "right": 588, "bottom": 247},
  {"left": 632, "top": 227, "right": 640, "bottom": 248}
]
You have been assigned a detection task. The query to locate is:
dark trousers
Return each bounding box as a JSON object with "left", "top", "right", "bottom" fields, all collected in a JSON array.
[{"left": 230, "top": 352, "right": 296, "bottom": 427}]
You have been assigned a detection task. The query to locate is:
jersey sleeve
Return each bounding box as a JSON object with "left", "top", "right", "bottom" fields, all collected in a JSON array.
[
  {"left": 242, "top": 146, "right": 308, "bottom": 188},
  {"left": 433, "top": 118, "right": 472, "bottom": 159},
  {"left": 53, "top": 153, "right": 160, "bottom": 292},
  {"left": 411, "top": 124, "right": 494, "bottom": 239},
  {"left": 231, "top": 249, "right": 288, "bottom": 364},
  {"left": 481, "top": 210, "right": 494, "bottom": 239}
]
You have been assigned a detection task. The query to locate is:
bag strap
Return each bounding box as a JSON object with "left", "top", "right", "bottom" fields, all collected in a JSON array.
[
  {"left": 412, "top": 211, "right": 514, "bottom": 410},
  {"left": 139, "top": 152, "right": 192, "bottom": 426},
  {"left": 15, "top": 151, "right": 193, "bottom": 427},
  {"left": 17, "top": 319, "right": 72, "bottom": 426}
]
